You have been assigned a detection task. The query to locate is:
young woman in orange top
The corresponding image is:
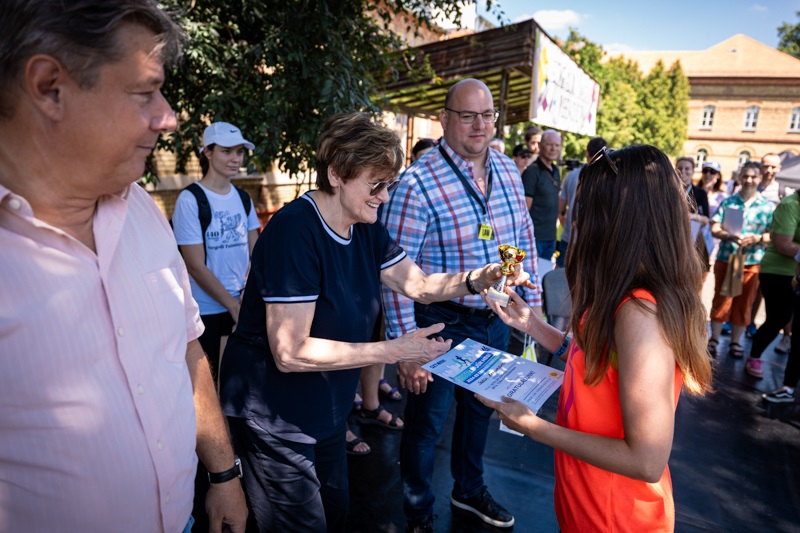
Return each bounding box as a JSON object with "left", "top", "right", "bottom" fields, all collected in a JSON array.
[{"left": 478, "top": 144, "right": 713, "bottom": 532}]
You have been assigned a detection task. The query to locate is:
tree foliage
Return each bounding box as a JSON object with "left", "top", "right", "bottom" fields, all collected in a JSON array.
[
  {"left": 778, "top": 11, "right": 800, "bottom": 59},
  {"left": 559, "top": 29, "right": 688, "bottom": 161},
  {"left": 156, "top": 0, "right": 496, "bottom": 179}
]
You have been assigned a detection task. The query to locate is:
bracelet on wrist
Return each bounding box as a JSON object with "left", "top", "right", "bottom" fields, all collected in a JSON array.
[
  {"left": 553, "top": 335, "right": 571, "bottom": 359},
  {"left": 465, "top": 270, "right": 479, "bottom": 295}
]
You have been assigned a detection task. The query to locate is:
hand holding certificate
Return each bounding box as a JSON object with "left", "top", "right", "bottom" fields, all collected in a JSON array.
[{"left": 422, "top": 339, "right": 563, "bottom": 416}]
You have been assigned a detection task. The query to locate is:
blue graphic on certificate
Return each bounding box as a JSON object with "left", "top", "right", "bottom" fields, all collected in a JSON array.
[{"left": 422, "top": 338, "right": 563, "bottom": 416}]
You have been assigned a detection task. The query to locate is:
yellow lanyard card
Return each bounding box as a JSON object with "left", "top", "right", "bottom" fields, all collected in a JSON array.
[{"left": 478, "top": 222, "right": 494, "bottom": 240}]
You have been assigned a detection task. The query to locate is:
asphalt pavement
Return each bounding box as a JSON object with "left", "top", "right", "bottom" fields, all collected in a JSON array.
[{"left": 346, "top": 276, "right": 800, "bottom": 532}]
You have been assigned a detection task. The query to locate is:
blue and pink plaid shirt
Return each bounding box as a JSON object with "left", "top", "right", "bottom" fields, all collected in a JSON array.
[{"left": 380, "top": 139, "right": 541, "bottom": 339}]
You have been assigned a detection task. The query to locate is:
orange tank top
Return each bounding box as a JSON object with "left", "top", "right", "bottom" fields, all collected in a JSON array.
[{"left": 554, "top": 289, "right": 682, "bottom": 533}]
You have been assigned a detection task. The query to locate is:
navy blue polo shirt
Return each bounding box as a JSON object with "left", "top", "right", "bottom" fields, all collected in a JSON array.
[{"left": 219, "top": 193, "right": 405, "bottom": 443}]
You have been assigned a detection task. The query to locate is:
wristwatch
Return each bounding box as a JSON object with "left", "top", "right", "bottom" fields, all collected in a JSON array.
[{"left": 208, "top": 457, "right": 243, "bottom": 484}]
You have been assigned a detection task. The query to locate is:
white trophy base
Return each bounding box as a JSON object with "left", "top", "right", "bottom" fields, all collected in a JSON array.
[{"left": 486, "top": 286, "right": 510, "bottom": 307}]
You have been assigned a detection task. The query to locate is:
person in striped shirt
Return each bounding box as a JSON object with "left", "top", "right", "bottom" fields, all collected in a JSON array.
[{"left": 381, "top": 78, "right": 541, "bottom": 532}]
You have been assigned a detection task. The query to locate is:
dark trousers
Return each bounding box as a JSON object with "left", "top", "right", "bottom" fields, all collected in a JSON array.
[
  {"left": 228, "top": 417, "right": 349, "bottom": 533},
  {"left": 401, "top": 302, "right": 509, "bottom": 522},
  {"left": 192, "top": 312, "right": 236, "bottom": 532},
  {"left": 198, "top": 311, "right": 235, "bottom": 383},
  {"left": 785, "top": 295, "right": 800, "bottom": 388},
  {"left": 555, "top": 239, "right": 568, "bottom": 268},
  {"left": 536, "top": 239, "right": 557, "bottom": 264},
  {"left": 750, "top": 273, "right": 794, "bottom": 360}
]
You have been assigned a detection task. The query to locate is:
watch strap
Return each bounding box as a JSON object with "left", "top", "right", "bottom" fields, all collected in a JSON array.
[{"left": 208, "top": 457, "right": 242, "bottom": 484}]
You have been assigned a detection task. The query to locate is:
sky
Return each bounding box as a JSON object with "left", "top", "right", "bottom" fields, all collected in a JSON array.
[{"left": 475, "top": 0, "right": 799, "bottom": 52}]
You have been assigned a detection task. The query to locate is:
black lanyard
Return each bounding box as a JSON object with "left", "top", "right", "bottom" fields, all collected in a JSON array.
[{"left": 439, "top": 146, "right": 493, "bottom": 216}]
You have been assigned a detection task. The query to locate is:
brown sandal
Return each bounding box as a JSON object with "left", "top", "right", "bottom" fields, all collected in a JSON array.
[
  {"left": 729, "top": 342, "right": 744, "bottom": 359},
  {"left": 356, "top": 405, "right": 403, "bottom": 430},
  {"left": 707, "top": 338, "right": 719, "bottom": 358}
]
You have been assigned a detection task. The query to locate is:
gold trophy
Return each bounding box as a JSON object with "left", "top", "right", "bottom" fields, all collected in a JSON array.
[{"left": 486, "top": 245, "right": 526, "bottom": 307}]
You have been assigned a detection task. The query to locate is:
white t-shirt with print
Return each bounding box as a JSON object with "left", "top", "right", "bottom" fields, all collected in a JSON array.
[{"left": 172, "top": 183, "right": 260, "bottom": 315}]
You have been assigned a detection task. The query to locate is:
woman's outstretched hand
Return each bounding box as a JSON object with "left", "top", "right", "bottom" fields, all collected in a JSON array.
[
  {"left": 481, "top": 281, "right": 536, "bottom": 334},
  {"left": 474, "top": 394, "right": 540, "bottom": 436},
  {"left": 392, "top": 323, "right": 452, "bottom": 365}
]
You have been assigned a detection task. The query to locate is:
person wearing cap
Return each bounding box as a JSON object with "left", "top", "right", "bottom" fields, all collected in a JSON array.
[
  {"left": 700, "top": 160, "right": 728, "bottom": 216},
  {"left": 172, "top": 121, "right": 260, "bottom": 530},
  {"left": 172, "top": 122, "right": 260, "bottom": 377},
  {"left": 512, "top": 143, "right": 534, "bottom": 175}
]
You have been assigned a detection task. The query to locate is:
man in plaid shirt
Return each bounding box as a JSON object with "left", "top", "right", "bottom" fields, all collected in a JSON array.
[{"left": 381, "top": 78, "right": 542, "bottom": 532}]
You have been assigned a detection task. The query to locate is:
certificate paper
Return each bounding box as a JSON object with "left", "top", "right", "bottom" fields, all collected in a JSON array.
[
  {"left": 422, "top": 339, "right": 563, "bottom": 414},
  {"left": 722, "top": 207, "right": 743, "bottom": 236}
]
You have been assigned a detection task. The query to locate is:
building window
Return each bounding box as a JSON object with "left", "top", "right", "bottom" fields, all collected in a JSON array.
[
  {"left": 695, "top": 149, "right": 708, "bottom": 167},
  {"left": 743, "top": 106, "right": 759, "bottom": 131},
  {"left": 790, "top": 107, "right": 800, "bottom": 132},
  {"left": 738, "top": 151, "right": 751, "bottom": 168},
  {"left": 701, "top": 106, "right": 715, "bottom": 129}
]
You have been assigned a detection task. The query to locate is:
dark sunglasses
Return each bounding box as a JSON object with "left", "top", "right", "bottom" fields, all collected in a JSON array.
[
  {"left": 701, "top": 168, "right": 719, "bottom": 174},
  {"left": 588, "top": 146, "right": 618, "bottom": 174},
  {"left": 367, "top": 179, "right": 401, "bottom": 196}
]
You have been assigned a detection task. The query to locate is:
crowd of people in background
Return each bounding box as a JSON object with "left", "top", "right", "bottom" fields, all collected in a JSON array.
[{"left": 3, "top": 2, "right": 800, "bottom": 533}]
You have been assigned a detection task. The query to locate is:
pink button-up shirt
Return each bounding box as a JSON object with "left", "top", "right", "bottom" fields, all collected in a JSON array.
[{"left": 0, "top": 183, "right": 204, "bottom": 532}]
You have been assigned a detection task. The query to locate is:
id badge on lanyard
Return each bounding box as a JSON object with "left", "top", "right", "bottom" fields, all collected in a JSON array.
[
  {"left": 478, "top": 218, "right": 494, "bottom": 240},
  {"left": 439, "top": 146, "right": 495, "bottom": 241}
]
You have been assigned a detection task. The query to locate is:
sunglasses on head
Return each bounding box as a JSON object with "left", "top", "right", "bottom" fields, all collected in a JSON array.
[
  {"left": 588, "top": 146, "right": 618, "bottom": 174},
  {"left": 367, "top": 179, "right": 401, "bottom": 196}
]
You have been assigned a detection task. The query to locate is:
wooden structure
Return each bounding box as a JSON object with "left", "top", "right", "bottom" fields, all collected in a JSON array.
[{"left": 380, "top": 19, "right": 566, "bottom": 137}]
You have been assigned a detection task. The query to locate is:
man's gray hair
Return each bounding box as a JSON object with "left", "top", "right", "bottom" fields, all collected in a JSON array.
[{"left": 0, "top": 0, "right": 183, "bottom": 119}]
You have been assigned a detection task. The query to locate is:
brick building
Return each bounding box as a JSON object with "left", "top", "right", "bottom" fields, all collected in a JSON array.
[{"left": 618, "top": 34, "right": 800, "bottom": 181}]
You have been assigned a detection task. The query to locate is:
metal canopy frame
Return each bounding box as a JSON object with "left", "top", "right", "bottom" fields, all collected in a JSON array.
[{"left": 381, "top": 19, "right": 554, "bottom": 137}]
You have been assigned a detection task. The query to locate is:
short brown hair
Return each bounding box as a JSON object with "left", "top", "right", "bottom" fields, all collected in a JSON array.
[
  {"left": 316, "top": 112, "right": 403, "bottom": 195},
  {"left": 0, "top": 0, "right": 183, "bottom": 119},
  {"left": 524, "top": 125, "right": 543, "bottom": 142}
]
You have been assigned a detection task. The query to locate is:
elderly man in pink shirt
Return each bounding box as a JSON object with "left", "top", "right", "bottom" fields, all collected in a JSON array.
[{"left": 0, "top": 1, "right": 247, "bottom": 531}]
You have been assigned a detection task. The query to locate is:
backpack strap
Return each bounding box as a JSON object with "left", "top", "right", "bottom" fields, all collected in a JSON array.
[
  {"left": 184, "top": 182, "right": 212, "bottom": 264},
  {"left": 234, "top": 186, "right": 253, "bottom": 217}
]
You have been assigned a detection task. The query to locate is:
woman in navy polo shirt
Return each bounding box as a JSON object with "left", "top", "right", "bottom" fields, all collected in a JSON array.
[{"left": 218, "top": 112, "right": 525, "bottom": 532}]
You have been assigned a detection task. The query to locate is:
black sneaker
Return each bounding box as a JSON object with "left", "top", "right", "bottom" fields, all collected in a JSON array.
[
  {"left": 406, "top": 514, "right": 435, "bottom": 533},
  {"left": 450, "top": 487, "right": 515, "bottom": 528},
  {"left": 763, "top": 387, "right": 795, "bottom": 404}
]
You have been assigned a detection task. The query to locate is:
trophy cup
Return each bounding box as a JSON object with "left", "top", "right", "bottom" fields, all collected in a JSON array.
[{"left": 485, "top": 245, "right": 526, "bottom": 307}]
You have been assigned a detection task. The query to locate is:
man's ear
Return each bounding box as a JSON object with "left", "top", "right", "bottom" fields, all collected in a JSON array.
[
  {"left": 439, "top": 109, "right": 448, "bottom": 130},
  {"left": 24, "top": 55, "right": 68, "bottom": 121}
]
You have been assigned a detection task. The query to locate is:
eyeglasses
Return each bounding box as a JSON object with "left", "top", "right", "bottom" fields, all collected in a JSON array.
[
  {"left": 444, "top": 108, "right": 499, "bottom": 125},
  {"left": 701, "top": 168, "right": 719, "bottom": 174},
  {"left": 588, "top": 146, "right": 618, "bottom": 175},
  {"left": 367, "top": 179, "right": 401, "bottom": 196}
]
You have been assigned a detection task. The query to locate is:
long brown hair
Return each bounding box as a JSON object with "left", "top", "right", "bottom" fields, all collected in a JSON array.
[{"left": 566, "top": 144, "right": 712, "bottom": 394}]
